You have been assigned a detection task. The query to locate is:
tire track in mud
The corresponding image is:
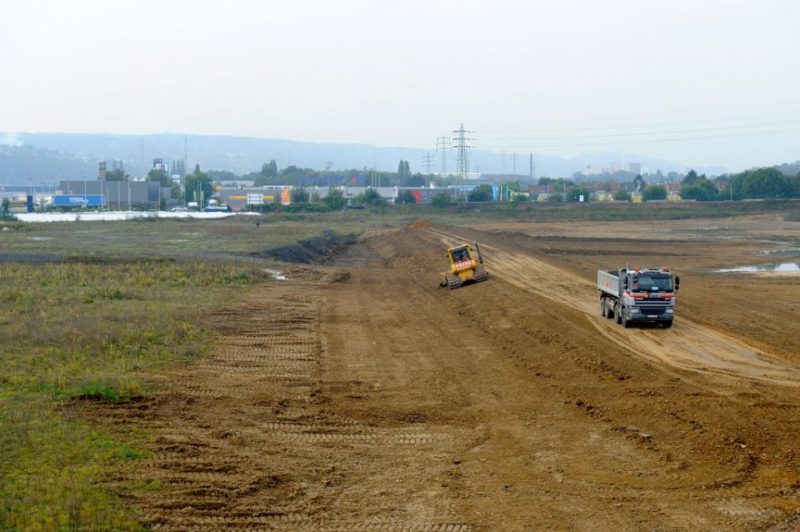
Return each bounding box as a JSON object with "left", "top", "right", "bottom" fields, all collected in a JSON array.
[
  {"left": 87, "top": 278, "right": 470, "bottom": 531},
  {"left": 427, "top": 227, "right": 800, "bottom": 386}
]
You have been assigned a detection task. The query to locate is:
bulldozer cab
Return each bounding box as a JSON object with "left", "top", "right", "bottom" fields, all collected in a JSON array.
[{"left": 449, "top": 245, "right": 471, "bottom": 265}]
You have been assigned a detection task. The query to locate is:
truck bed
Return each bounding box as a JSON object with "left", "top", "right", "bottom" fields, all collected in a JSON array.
[{"left": 597, "top": 270, "right": 621, "bottom": 297}]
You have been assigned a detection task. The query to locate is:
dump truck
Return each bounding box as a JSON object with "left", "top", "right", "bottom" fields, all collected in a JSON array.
[
  {"left": 440, "top": 242, "right": 489, "bottom": 289},
  {"left": 598, "top": 267, "right": 680, "bottom": 328}
]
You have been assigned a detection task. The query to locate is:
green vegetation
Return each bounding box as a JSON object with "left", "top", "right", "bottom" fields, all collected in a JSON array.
[
  {"left": 431, "top": 193, "right": 451, "bottom": 208},
  {"left": 643, "top": 184, "right": 667, "bottom": 201},
  {"left": 324, "top": 189, "right": 346, "bottom": 210},
  {"left": 183, "top": 164, "right": 213, "bottom": 205},
  {"left": 353, "top": 187, "right": 387, "bottom": 206},
  {"left": 1, "top": 198, "right": 13, "bottom": 220},
  {"left": 395, "top": 190, "right": 417, "bottom": 204},
  {"left": 468, "top": 184, "right": 493, "bottom": 202},
  {"left": 680, "top": 177, "right": 717, "bottom": 201},
  {"left": 731, "top": 167, "right": 799, "bottom": 199},
  {"left": 0, "top": 258, "right": 270, "bottom": 529},
  {"left": 566, "top": 187, "right": 591, "bottom": 202},
  {"left": 613, "top": 189, "right": 631, "bottom": 201}
]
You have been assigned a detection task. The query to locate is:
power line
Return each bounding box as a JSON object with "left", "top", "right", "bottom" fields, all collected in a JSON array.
[
  {"left": 478, "top": 117, "right": 800, "bottom": 141},
  {"left": 471, "top": 101, "right": 800, "bottom": 130},
  {"left": 479, "top": 126, "right": 800, "bottom": 150}
]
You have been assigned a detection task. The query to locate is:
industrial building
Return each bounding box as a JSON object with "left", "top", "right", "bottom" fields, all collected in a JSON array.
[{"left": 58, "top": 180, "right": 171, "bottom": 209}]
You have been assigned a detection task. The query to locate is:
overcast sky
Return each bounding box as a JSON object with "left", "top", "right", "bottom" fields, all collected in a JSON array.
[{"left": 1, "top": 0, "right": 798, "bottom": 171}]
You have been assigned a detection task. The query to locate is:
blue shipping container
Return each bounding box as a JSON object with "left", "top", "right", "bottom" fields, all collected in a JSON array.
[{"left": 51, "top": 194, "right": 106, "bottom": 208}]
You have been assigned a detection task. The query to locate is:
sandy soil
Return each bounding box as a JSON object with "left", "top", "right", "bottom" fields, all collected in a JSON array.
[{"left": 87, "top": 216, "right": 800, "bottom": 530}]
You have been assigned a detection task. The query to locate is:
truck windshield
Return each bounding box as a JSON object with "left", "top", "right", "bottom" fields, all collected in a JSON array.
[
  {"left": 631, "top": 275, "right": 672, "bottom": 292},
  {"left": 451, "top": 248, "right": 470, "bottom": 262}
]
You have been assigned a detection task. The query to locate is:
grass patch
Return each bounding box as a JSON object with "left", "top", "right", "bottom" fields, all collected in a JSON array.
[{"left": 0, "top": 258, "right": 270, "bottom": 529}]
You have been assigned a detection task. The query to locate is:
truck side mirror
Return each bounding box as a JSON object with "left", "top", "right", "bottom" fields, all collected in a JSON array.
[
  {"left": 623, "top": 277, "right": 629, "bottom": 289},
  {"left": 675, "top": 275, "right": 681, "bottom": 291}
]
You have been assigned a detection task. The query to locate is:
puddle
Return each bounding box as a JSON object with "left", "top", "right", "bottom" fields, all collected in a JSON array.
[
  {"left": 28, "top": 236, "right": 53, "bottom": 241},
  {"left": 717, "top": 262, "right": 800, "bottom": 273},
  {"left": 264, "top": 269, "right": 288, "bottom": 281}
]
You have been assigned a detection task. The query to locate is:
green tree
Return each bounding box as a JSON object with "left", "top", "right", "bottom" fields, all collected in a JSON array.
[
  {"left": 680, "top": 177, "right": 717, "bottom": 201},
  {"left": 1, "top": 197, "right": 11, "bottom": 219},
  {"left": 395, "top": 190, "right": 417, "bottom": 204},
  {"left": 643, "top": 184, "right": 667, "bottom": 201},
  {"left": 146, "top": 168, "right": 172, "bottom": 188},
  {"left": 566, "top": 187, "right": 591, "bottom": 202},
  {"left": 184, "top": 164, "right": 213, "bottom": 205},
  {"left": 290, "top": 187, "right": 309, "bottom": 203},
  {"left": 739, "top": 167, "right": 793, "bottom": 198},
  {"left": 404, "top": 175, "right": 426, "bottom": 187},
  {"left": 467, "top": 184, "right": 493, "bottom": 202},
  {"left": 682, "top": 169, "right": 699, "bottom": 186},
  {"left": 261, "top": 159, "right": 278, "bottom": 178},
  {"left": 546, "top": 192, "right": 563, "bottom": 202},
  {"left": 613, "top": 189, "right": 631, "bottom": 201},
  {"left": 397, "top": 160, "right": 411, "bottom": 181},
  {"left": 324, "top": 189, "right": 346, "bottom": 210},
  {"left": 105, "top": 168, "right": 127, "bottom": 181},
  {"left": 354, "top": 188, "right": 386, "bottom": 206},
  {"left": 431, "top": 193, "right": 451, "bottom": 207}
]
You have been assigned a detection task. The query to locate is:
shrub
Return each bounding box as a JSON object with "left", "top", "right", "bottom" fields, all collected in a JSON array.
[
  {"left": 680, "top": 178, "right": 717, "bottom": 201},
  {"left": 613, "top": 189, "right": 631, "bottom": 201},
  {"left": 431, "top": 193, "right": 451, "bottom": 207},
  {"left": 643, "top": 185, "right": 667, "bottom": 201},
  {"left": 395, "top": 191, "right": 417, "bottom": 204},
  {"left": 566, "top": 187, "right": 591, "bottom": 202},
  {"left": 324, "top": 189, "right": 346, "bottom": 210},
  {"left": 353, "top": 188, "right": 386, "bottom": 206},
  {"left": 468, "top": 184, "right": 493, "bottom": 202}
]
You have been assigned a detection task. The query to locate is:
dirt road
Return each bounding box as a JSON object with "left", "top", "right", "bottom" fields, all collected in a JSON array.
[{"left": 90, "top": 221, "right": 800, "bottom": 530}]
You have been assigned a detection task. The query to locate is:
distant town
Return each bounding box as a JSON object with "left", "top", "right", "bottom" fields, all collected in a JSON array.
[{"left": 2, "top": 153, "right": 798, "bottom": 218}]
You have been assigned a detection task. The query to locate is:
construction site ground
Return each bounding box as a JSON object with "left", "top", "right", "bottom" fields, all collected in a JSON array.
[{"left": 93, "top": 214, "right": 800, "bottom": 530}]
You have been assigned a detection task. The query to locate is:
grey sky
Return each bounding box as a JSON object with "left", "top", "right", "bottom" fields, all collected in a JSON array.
[{"left": 1, "top": 0, "right": 798, "bottom": 171}]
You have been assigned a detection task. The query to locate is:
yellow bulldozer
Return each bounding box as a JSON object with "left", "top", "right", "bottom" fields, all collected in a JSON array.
[{"left": 439, "top": 242, "right": 489, "bottom": 289}]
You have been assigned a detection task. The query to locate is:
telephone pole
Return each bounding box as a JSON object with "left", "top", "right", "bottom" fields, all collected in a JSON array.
[
  {"left": 452, "top": 124, "right": 474, "bottom": 201},
  {"left": 436, "top": 135, "right": 450, "bottom": 175}
]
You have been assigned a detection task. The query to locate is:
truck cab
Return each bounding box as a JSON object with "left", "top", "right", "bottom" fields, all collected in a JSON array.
[{"left": 598, "top": 267, "right": 680, "bottom": 328}]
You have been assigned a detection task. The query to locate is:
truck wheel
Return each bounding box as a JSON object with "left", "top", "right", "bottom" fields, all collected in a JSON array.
[
  {"left": 621, "top": 314, "right": 631, "bottom": 328},
  {"left": 600, "top": 298, "right": 606, "bottom": 317},
  {"left": 614, "top": 303, "right": 622, "bottom": 324},
  {"left": 663, "top": 320, "right": 673, "bottom": 328}
]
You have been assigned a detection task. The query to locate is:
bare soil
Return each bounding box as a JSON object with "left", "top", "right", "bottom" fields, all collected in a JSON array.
[{"left": 87, "top": 215, "right": 800, "bottom": 530}]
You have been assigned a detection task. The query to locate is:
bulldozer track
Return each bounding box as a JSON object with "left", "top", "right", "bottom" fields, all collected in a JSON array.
[{"left": 94, "top": 278, "right": 468, "bottom": 529}]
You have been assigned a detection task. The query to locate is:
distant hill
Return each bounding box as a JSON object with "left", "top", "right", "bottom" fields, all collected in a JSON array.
[
  {"left": 0, "top": 144, "right": 97, "bottom": 185},
  {"left": 2, "top": 132, "right": 726, "bottom": 184}
]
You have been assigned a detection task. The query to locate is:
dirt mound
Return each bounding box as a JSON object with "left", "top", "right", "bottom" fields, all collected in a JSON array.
[
  {"left": 256, "top": 231, "right": 357, "bottom": 263},
  {"left": 408, "top": 219, "right": 434, "bottom": 229}
]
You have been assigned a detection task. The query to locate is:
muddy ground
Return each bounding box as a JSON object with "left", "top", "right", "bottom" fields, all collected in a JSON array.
[{"left": 89, "top": 214, "right": 800, "bottom": 530}]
